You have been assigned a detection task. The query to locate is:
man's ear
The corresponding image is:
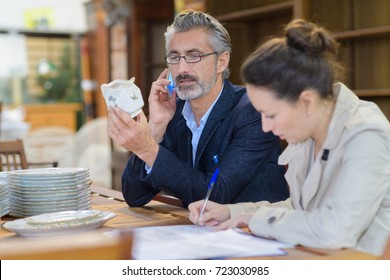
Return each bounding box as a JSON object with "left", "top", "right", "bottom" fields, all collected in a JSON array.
[
  {"left": 217, "top": 51, "right": 229, "bottom": 74},
  {"left": 299, "top": 90, "right": 316, "bottom": 116}
]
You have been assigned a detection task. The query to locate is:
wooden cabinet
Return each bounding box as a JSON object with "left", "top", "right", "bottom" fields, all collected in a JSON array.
[
  {"left": 24, "top": 103, "right": 82, "bottom": 132},
  {"left": 205, "top": 0, "right": 390, "bottom": 119}
]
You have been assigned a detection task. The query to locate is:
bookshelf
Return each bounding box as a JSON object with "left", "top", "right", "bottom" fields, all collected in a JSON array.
[{"left": 204, "top": 0, "right": 390, "bottom": 119}]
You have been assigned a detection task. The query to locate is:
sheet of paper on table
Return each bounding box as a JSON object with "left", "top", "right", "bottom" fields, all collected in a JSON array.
[{"left": 131, "top": 225, "right": 293, "bottom": 260}]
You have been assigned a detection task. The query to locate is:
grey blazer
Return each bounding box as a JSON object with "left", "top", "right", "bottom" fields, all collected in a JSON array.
[{"left": 122, "top": 80, "right": 289, "bottom": 208}]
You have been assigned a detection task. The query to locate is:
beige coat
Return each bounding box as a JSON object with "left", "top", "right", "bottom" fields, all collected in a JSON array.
[{"left": 228, "top": 83, "right": 390, "bottom": 256}]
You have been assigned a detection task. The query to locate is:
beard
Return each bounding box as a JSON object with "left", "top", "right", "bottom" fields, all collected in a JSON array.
[{"left": 176, "top": 66, "right": 217, "bottom": 101}]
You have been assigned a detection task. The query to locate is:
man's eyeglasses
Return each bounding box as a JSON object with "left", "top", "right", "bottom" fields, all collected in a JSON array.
[{"left": 165, "top": 52, "right": 218, "bottom": 64}]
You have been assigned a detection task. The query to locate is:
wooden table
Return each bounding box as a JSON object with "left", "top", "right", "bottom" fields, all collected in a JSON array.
[{"left": 0, "top": 186, "right": 378, "bottom": 260}]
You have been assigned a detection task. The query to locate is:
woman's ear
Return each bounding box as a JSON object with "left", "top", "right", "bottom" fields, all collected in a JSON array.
[
  {"left": 299, "top": 90, "right": 316, "bottom": 116},
  {"left": 217, "top": 51, "right": 230, "bottom": 74}
]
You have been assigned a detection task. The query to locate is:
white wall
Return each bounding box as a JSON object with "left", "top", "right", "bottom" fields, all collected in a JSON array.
[{"left": 0, "top": 0, "right": 89, "bottom": 32}]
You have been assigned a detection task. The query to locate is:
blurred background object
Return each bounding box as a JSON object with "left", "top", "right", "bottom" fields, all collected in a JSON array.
[
  {"left": 58, "top": 116, "right": 111, "bottom": 189},
  {"left": 0, "top": 106, "right": 30, "bottom": 140},
  {"left": 22, "top": 125, "right": 75, "bottom": 166}
]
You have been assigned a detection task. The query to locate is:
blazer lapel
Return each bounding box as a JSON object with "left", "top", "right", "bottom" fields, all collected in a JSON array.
[
  {"left": 194, "top": 81, "right": 237, "bottom": 167},
  {"left": 176, "top": 118, "right": 193, "bottom": 166}
]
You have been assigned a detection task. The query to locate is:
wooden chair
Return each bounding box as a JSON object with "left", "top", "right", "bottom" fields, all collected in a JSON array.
[
  {"left": 0, "top": 139, "right": 57, "bottom": 171},
  {"left": 0, "top": 139, "right": 28, "bottom": 171}
]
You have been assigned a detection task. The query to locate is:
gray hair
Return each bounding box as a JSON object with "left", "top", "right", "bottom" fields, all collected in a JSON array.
[{"left": 165, "top": 10, "right": 231, "bottom": 79}]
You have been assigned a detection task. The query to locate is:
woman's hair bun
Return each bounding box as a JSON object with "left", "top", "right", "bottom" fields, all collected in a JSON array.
[{"left": 285, "top": 19, "right": 337, "bottom": 55}]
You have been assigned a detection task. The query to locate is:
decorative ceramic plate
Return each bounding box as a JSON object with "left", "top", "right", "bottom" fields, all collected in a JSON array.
[
  {"left": 25, "top": 210, "right": 102, "bottom": 225},
  {"left": 3, "top": 210, "right": 116, "bottom": 238}
]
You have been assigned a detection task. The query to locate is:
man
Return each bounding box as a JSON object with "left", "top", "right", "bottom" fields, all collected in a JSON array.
[{"left": 107, "top": 10, "right": 288, "bottom": 208}]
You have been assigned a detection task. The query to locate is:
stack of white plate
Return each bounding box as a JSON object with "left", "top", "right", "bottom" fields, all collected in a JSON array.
[
  {"left": 7, "top": 168, "right": 92, "bottom": 217},
  {"left": 0, "top": 172, "right": 9, "bottom": 217}
]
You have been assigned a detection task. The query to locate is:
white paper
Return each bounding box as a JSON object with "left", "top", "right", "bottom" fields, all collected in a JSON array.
[{"left": 132, "top": 225, "right": 293, "bottom": 260}]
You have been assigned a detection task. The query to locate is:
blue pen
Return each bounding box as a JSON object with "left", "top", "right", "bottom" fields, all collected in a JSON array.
[
  {"left": 167, "top": 71, "right": 175, "bottom": 96},
  {"left": 197, "top": 167, "right": 220, "bottom": 225}
]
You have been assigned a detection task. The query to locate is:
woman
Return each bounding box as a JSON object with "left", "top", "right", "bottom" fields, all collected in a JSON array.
[{"left": 188, "top": 19, "right": 390, "bottom": 256}]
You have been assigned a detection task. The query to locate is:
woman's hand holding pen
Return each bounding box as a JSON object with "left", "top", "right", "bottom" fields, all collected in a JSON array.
[
  {"left": 188, "top": 200, "right": 230, "bottom": 226},
  {"left": 189, "top": 200, "right": 255, "bottom": 230},
  {"left": 213, "top": 213, "right": 253, "bottom": 231}
]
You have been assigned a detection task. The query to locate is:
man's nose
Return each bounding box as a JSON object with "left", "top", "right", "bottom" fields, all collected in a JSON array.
[{"left": 175, "top": 57, "right": 192, "bottom": 72}]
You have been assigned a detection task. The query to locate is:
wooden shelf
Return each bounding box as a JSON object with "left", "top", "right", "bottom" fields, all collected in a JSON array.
[
  {"left": 205, "top": 0, "right": 390, "bottom": 120},
  {"left": 214, "top": 1, "right": 293, "bottom": 22},
  {"left": 334, "top": 26, "right": 390, "bottom": 41},
  {"left": 355, "top": 89, "right": 390, "bottom": 98},
  {"left": 24, "top": 103, "right": 82, "bottom": 131}
]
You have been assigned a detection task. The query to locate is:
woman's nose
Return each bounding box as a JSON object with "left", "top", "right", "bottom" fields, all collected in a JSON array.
[{"left": 261, "top": 116, "right": 272, "bottom": 133}]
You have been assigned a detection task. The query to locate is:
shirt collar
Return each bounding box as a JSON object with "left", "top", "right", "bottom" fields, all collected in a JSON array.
[{"left": 182, "top": 82, "right": 224, "bottom": 126}]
